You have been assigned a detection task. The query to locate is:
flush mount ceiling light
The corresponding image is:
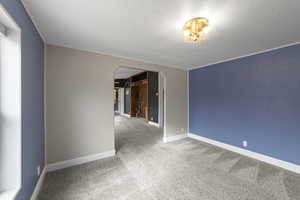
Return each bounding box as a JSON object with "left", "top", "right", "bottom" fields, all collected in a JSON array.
[{"left": 183, "top": 17, "right": 209, "bottom": 43}]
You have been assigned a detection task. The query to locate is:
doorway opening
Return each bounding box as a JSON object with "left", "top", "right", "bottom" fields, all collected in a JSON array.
[{"left": 113, "top": 67, "right": 166, "bottom": 152}]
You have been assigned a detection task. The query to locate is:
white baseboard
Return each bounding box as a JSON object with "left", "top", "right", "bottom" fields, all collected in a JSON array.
[
  {"left": 188, "top": 133, "right": 300, "bottom": 174},
  {"left": 163, "top": 134, "right": 187, "bottom": 143},
  {"left": 30, "top": 168, "right": 46, "bottom": 200},
  {"left": 46, "top": 149, "right": 116, "bottom": 172},
  {"left": 148, "top": 121, "right": 160, "bottom": 127},
  {"left": 121, "top": 113, "right": 131, "bottom": 118}
]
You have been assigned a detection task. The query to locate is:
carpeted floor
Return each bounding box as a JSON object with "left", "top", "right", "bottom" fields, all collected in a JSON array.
[{"left": 38, "top": 115, "right": 300, "bottom": 200}]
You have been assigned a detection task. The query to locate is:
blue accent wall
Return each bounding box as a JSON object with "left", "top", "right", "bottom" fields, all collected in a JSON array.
[
  {"left": 189, "top": 44, "right": 300, "bottom": 166},
  {"left": 0, "top": 1, "right": 44, "bottom": 199}
]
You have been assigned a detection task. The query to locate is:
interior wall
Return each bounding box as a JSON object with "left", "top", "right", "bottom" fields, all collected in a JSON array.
[
  {"left": 46, "top": 44, "right": 187, "bottom": 164},
  {"left": 158, "top": 73, "right": 165, "bottom": 127},
  {"left": 0, "top": 1, "right": 45, "bottom": 199},
  {"left": 119, "top": 88, "right": 124, "bottom": 115},
  {"left": 124, "top": 81, "right": 131, "bottom": 115},
  {"left": 148, "top": 72, "right": 159, "bottom": 123},
  {"left": 189, "top": 43, "right": 300, "bottom": 166},
  {"left": 114, "top": 89, "right": 119, "bottom": 112}
]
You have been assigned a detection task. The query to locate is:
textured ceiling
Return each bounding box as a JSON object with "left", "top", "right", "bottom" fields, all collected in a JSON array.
[{"left": 22, "top": 0, "right": 300, "bottom": 70}]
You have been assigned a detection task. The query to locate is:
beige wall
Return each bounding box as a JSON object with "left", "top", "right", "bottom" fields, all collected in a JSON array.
[{"left": 46, "top": 45, "right": 187, "bottom": 164}]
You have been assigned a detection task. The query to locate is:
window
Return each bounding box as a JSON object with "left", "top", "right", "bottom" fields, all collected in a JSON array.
[{"left": 0, "top": 4, "right": 21, "bottom": 199}]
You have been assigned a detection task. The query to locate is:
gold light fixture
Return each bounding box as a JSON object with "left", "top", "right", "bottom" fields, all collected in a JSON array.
[{"left": 183, "top": 17, "right": 209, "bottom": 43}]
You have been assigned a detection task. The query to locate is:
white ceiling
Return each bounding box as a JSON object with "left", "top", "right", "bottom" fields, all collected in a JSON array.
[
  {"left": 114, "top": 67, "right": 144, "bottom": 79},
  {"left": 22, "top": 0, "right": 300, "bottom": 70}
]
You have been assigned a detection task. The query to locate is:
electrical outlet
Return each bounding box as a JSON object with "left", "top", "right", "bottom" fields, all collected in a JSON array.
[
  {"left": 37, "top": 166, "right": 40, "bottom": 176},
  {"left": 242, "top": 141, "right": 248, "bottom": 147}
]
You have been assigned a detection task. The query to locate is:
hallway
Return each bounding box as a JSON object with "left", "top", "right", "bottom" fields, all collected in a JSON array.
[
  {"left": 114, "top": 115, "right": 163, "bottom": 153},
  {"left": 39, "top": 116, "right": 300, "bottom": 200}
]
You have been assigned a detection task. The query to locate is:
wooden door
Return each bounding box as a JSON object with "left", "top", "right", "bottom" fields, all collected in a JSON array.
[
  {"left": 137, "top": 80, "right": 148, "bottom": 120},
  {"left": 130, "top": 86, "right": 138, "bottom": 117}
]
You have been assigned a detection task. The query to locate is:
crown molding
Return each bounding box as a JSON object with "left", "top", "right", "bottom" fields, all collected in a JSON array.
[
  {"left": 47, "top": 42, "right": 188, "bottom": 71},
  {"left": 189, "top": 41, "right": 300, "bottom": 71}
]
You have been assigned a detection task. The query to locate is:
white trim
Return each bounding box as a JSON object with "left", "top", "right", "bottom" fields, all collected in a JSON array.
[
  {"left": 162, "top": 73, "right": 167, "bottom": 141},
  {"left": 148, "top": 121, "right": 160, "bottom": 127},
  {"left": 163, "top": 134, "right": 187, "bottom": 143},
  {"left": 46, "top": 150, "right": 116, "bottom": 172},
  {"left": 48, "top": 43, "right": 186, "bottom": 70},
  {"left": 119, "top": 88, "right": 125, "bottom": 115},
  {"left": 30, "top": 169, "right": 46, "bottom": 200},
  {"left": 190, "top": 41, "right": 300, "bottom": 70},
  {"left": 0, "top": 4, "right": 22, "bottom": 195},
  {"left": 0, "top": 188, "right": 20, "bottom": 200},
  {"left": 188, "top": 133, "right": 300, "bottom": 174},
  {"left": 20, "top": 0, "right": 46, "bottom": 42},
  {"left": 121, "top": 113, "right": 131, "bottom": 118},
  {"left": 158, "top": 73, "right": 162, "bottom": 127}
]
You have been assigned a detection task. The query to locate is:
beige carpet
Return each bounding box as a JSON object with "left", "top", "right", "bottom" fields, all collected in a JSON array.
[{"left": 38, "top": 115, "right": 300, "bottom": 200}]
